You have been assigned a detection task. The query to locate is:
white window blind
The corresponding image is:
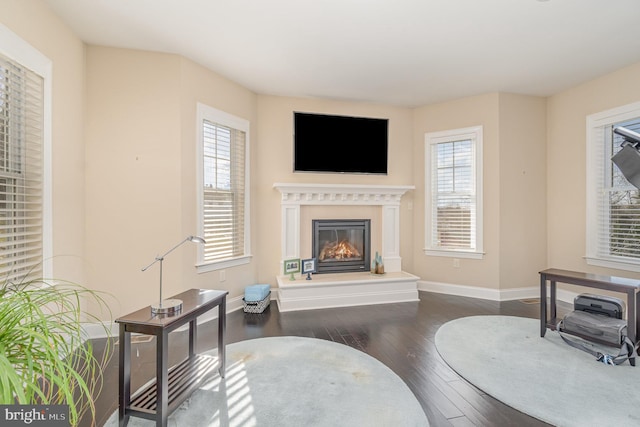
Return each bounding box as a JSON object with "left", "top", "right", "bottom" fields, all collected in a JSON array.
[
  {"left": 587, "top": 103, "right": 640, "bottom": 271},
  {"left": 425, "top": 126, "right": 483, "bottom": 258},
  {"left": 0, "top": 53, "right": 44, "bottom": 283},
  {"left": 197, "top": 103, "right": 250, "bottom": 269},
  {"left": 433, "top": 140, "right": 474, "bottom": 248}
]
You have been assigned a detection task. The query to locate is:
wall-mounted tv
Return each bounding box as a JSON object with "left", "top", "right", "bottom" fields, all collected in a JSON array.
[{"left": 294, "top": 112, "right": 388, "bottom": 174}]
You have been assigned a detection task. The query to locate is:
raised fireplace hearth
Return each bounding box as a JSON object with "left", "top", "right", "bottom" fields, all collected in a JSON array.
[
  {"left": 313, "top": 219, "right": 370, "bottom": 274},
  {"left": 276, "top": 271, "right": 420, "bottom": 312}
]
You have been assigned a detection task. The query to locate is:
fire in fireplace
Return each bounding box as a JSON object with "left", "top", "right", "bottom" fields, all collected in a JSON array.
[
  {"left": 319, "top": 239, "right": 361, "bottom": 260},
  {"left": 312, "top": 219, "right": 371, "bottom": 274}
]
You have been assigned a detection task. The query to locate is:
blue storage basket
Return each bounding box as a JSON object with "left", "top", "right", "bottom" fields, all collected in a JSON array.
[{"left": 244, "top": 284, "right": 271, "bottom": 302}]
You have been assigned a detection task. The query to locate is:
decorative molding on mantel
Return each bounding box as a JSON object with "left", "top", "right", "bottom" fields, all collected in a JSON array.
[
  {"left": 273, "top": 183, "right": 414, "bottom": 273},
  {"left": 273, "top": 183, "right": 414, "bottom": 206}
]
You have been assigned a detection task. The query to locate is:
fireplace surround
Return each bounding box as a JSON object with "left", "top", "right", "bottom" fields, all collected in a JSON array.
[
  {"left": 273, "top": 183, "right": 414, "bottom": 272},
  {"left": 273, "top": 183, "right": 418, "bottom": 311}
]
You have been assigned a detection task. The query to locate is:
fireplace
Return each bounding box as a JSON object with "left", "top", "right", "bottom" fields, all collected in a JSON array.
[
  {"left": 274, "top": 183, "right": 417, "bottom": 312},
  {"left": 312, "top": 219, "right": 370, "bottom": 274}
]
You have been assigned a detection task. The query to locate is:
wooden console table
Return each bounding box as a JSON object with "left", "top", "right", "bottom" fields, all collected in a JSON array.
[
  {"left": 539, "top": 268, "right": 640, "bottom": 345},
  {"left": 116, "top": 288, "right": 227, "bottom": 427}
]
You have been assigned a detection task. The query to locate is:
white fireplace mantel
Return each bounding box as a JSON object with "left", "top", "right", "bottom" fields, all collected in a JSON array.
[
  {"left": 273, "top": 183, "right": 414, "bottom": 206},
  {"left": 273, "top": 183, "right": 414, "bottom": 273}
]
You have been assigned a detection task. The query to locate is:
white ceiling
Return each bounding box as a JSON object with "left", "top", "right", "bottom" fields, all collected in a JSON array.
[{"left": 43, "top": 0, "right": 640, "bottom": 107}]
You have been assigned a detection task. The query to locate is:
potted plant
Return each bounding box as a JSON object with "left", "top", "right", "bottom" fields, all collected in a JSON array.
[{"left": 0, "top": 279, "right": 112, "bottom": 426}]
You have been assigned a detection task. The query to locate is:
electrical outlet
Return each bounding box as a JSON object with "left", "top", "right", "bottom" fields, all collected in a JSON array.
[
  {"left": 453, "top": 258, "right": 460, "bottom": 268},
  {"left": 220, "top": 270, "right": 226, "bottom": 282}
]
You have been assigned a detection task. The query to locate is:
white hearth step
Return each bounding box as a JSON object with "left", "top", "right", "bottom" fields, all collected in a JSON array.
[{"left": 276, "top": 271, "right": 419, "bottom": 312}]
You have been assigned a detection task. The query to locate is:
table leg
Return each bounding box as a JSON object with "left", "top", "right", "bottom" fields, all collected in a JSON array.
[
  {"left": 636, "top": 291, "right": 640, "bottom": 345},
  {"left": 540, "top": 274, "right": 547, "bottom": 337},
  {"left": 156, "top": 331, "right": 168, "bottom": 427},
  {"left": 628, "top": 290, "right": 637, "bottom": 344},
  {"left": 218, "top": 296, "right": 226, "bottom": 378},
  {"left": 189, "top": 319, "right": 196, "bottom": 359},
  {"left": 118, "top": 326, "right": 131, "bottom": 427},
  {"left": 550, "top": 280, "right": 557, "bottom": 322}
]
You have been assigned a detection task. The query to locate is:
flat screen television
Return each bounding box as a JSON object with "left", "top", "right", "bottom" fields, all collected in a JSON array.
[{"left": 294, "top": 112, "right": 388, "bottom": 174}]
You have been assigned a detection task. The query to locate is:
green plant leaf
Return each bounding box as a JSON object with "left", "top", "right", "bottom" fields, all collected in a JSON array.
[{"left": 0, "top": 279, "right": 112, "bottom": 426}]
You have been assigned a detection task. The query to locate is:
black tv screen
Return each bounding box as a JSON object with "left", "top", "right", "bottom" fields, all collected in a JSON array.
[{"left": 294, "top": 112, "right": 388, "bottom": 174}]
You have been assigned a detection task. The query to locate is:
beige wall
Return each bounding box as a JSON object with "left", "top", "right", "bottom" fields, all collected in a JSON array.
[
  {"left": 412, "top": 94, "right": 502, "bottom": 289},
  {"left": 255, "top": 96, "right": 415, "bottom": 284},
  {"left": 0, "top": 1, "right": 87, "bottom": 285},
  {"left": 85, "top": 47, "right": 259, "bottom": 318},
  {"left": 412, "top": 93, "right": 547, "bottom": 291},
  {"left": 498, "top": 93, "right": 547, "bottom": 289},
  {"left": 547, "top": 61, "right": 640, "bottom": 279},
  {"left": 85, "top": 47, "right": 181, "bottom": 318},
  {"left": 178, "top": 57, "right": 259, "bottom": 296}
]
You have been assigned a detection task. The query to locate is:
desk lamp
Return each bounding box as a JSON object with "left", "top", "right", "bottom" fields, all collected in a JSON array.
[
  {"left": 612, "top": 126, "right": 640, "bottom": 190},
  {"left": 142, "top": 235, "right": 206, "bottom": 315}
]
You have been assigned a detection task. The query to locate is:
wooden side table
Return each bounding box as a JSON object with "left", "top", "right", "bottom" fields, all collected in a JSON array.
[
  {"left": 540, "top": 268, "right": 640, "bottom": 346},
  {"left": 116, "top": 288, "right": 227, "bottom": 427}
]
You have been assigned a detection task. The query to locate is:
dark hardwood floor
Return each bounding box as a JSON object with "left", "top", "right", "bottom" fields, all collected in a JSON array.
[{"left": 86, "top": 291, "right": 567, "bottom": 427}]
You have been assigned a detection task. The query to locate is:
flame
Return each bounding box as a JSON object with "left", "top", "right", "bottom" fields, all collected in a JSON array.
[{"left": 319, "top": 239, "right": 361, "bottom": 261}]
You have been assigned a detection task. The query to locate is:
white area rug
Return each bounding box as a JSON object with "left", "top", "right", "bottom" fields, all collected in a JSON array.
[
  {"left": 105, "top": 336, "right": 428, "bottom": 426},
  {"left": 435, "top": 315, "right": 640, "bottom": 426}
]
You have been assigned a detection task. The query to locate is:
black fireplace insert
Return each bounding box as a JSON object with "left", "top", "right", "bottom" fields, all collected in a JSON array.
[{"left": 312, "top": 219, "right": 371, "bottom": 274}]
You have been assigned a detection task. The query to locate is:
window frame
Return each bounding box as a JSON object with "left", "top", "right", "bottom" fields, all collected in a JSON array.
[
  {"left": 195, "top": 102, "right": 251, "bottom": 272},
  {"left": 424, "top": 125, "right": 484, "bottom": 259},
  {"left": 0, "top": 24, "right": 52, "bottom": 279},
  {"left": 586, "top": 101, "right": 640, "bottom": 272}
]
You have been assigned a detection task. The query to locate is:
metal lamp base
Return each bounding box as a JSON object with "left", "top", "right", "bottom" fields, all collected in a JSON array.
[{"left": 151, "top": 298, "right": 183, "bottom": 315}]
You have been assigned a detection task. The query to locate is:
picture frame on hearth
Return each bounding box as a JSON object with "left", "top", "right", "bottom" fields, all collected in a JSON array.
[
  {"left": 284, "top": 258, "right": 300, "bottom": 280},
  {"left": 301, "top": 258, "right": 317, "bottom": 280}
]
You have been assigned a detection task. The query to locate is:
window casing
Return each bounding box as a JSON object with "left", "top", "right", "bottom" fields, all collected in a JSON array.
[
  {"left": 0, "top": 27, "right": 51, "bottom": 283},
  {"left": 196, "top": 103, "right": 250, "bottom": 272},
  {"left": 425, "top": 126, "right": 483, "bottom": 259},
  {"left": 586, "top": 101, "right": 640, "bottom": 272}
]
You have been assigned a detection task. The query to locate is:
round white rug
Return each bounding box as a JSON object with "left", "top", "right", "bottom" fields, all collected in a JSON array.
[
  {"left": 105, "top": 336, "right": 428, "bottom": 426},
  {"left": 435, "top": 315, "right": 640, "bottom": 427}
]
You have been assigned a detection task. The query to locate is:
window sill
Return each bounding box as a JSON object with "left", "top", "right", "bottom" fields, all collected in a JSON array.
[
  {"left": 424, "top": 249, "right": 484, "bottom": 260},
  {"left": 196, "top": 255, "right": 252, "bottom": 273},
  {"left": 585, "top": 256, "right": 640, "bottom": 273}
]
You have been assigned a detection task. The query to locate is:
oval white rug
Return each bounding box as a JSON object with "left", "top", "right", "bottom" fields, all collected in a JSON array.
[
  {"left": 435, "top": 315, "right": 640, "bottom": 427},
  {"left": 105, "top": 336, "right": 428, "bottom": 426}
]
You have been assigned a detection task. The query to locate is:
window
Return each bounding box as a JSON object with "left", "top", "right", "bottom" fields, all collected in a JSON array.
[
  {"left": 425, "top": 126, "right": 483, "bottom": 258},
  {"left": 586, "top": 101, "right": 640, "bottom": 271},
  {"left": 0, "top": 28, "right": 51, "bottom": 283},
  {"left": 196, "top": 103, "right": 250, "bottom": 271}
]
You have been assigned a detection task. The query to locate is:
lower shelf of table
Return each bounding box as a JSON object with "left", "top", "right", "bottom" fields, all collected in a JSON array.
[
  {"left": 126, "top": 354, "right": 218, "bottom": 420},
  {"left": 546, "top": 318, "right": 633, "bottom": 348}
]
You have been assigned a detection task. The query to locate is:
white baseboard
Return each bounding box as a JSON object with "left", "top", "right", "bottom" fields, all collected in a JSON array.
[
  {"left": 418, "top": 280, "right": 577, "bottom": 304},
  {"left": 82, "top": 282, "right": 582, "bottom": 341}
]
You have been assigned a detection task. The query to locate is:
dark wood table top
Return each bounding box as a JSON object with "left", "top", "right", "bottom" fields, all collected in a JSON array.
[
  {"left": 115, "top": 288, "right": 228, "bottom": 328},
  {"left": 540, "top": 268, "right": 640, "bottom": 292}
]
